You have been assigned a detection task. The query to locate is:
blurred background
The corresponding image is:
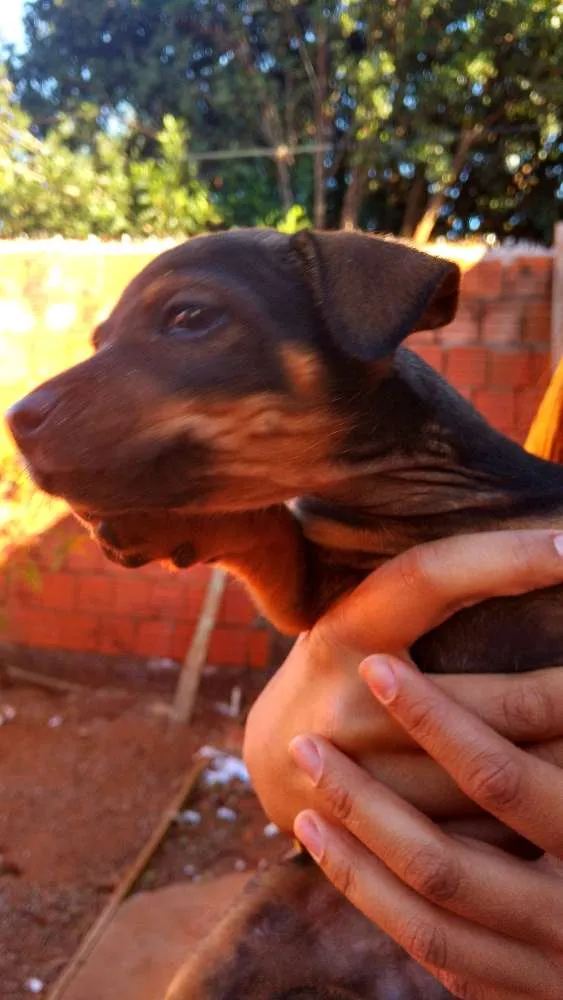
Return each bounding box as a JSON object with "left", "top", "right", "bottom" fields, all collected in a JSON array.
[{"left": 1, "top": 0, "right": 562, "bottom": 243}]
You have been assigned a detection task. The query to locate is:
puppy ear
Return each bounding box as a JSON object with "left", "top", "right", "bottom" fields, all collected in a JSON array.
[{"left": 291, "top": 230, "right": 460, "bottom": 361}]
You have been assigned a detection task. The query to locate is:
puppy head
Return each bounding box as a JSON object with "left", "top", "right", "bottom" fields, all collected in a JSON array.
[{"left": 6, "top": 228, "right": 459, "bottom": 517}]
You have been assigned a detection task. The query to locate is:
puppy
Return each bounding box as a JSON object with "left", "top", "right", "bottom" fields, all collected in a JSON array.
[{"left": 7, "top": 229, "right": 563, "bottom": 998}]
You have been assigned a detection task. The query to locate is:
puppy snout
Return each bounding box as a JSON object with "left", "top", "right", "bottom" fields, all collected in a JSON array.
[{"left": 6, "top": 386, "right": 59, "bottom": 452}]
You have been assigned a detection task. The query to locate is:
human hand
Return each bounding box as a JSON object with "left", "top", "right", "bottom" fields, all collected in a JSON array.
[
  {"left": 290, "top": 653, "right": 563, "bottom": 999},
  {"left": 244, "top": 531, "right": 563, "bottom": 833}
]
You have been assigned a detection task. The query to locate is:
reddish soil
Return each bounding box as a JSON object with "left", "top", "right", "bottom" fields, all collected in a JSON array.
[{"left": 0, "top": 662, "right": 291, "bottom": 1000}]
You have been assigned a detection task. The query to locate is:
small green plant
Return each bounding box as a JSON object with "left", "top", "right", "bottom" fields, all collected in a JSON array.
[{"left": 0, "top": 454, "right": 84, "bottom": 627}]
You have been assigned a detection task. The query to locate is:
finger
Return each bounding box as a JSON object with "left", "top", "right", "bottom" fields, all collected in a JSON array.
[
  {"left": 343, "top": 669, "right": 563, "bottom": 756},
  {"left": 440, "top": 817, "right": 543, "bottom": 859},
  {"left": 436, "top": 668, "right": 563, "bottom": 744},
  {"left": 318, "top": 531, "right": 563, "bottom": 653},
  {"left": 425, "top": 968, "right": 535, "bottom": 1000},
  {"left": 290, "top": 735, "right": 563, "bottom": 949},
  {"left": 361, "top": 655, "right": 563, "bottom": 856},
  {"left": 359, "top": 751, "right": 477, "bottom": 818},
  {"left": 528, "top": 736, "right": 563, "bottom": 767},
  {"left": 293, "top": 809, "right": 562, "bottom": 997}
]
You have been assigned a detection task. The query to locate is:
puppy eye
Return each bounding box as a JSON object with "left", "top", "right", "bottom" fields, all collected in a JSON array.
[{"left": 166, "top": 305, "right": 225, "bottom": 337}]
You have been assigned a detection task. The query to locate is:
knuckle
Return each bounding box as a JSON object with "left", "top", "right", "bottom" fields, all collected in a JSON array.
[
  {"left": 465, "top": 750, "right": 524, "bottom": 812},
  {"left": 397, "top": 546, "right": 435, "bottom": 594},
  {"left": 323, "top": 778, "right": 356, "bottom": 825},
  {"left": 401, "top": 694, "right": 441, "bottom": 742},
  {"left": 402, "top": 844, "right": 461, "bottom": 904},
  {"left": 401, "top": 917, "right": 448, "bottom": 969},
  {"left": 508, "top": 532, "right": 540, "bottom": 579},
  {"left": 324, "top": 853, "right": 358, "bottom": 901},
  {"left": 499, "top": 681, "right": 555, "bottom": 739}
]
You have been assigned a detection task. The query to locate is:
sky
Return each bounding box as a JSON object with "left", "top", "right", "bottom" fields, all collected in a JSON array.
[{"left": 0, "top": 0, "right": 26, "bottom": 50}]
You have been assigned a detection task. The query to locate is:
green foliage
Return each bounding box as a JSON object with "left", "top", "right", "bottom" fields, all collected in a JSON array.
[
  {"left": 0, "top": 70, "right": 219, "bottom": 237},
  {"left": 3, "top": 0, "right": 563, "bottom": 241},
  {"left": 274, "top": 204, "right": 311, "bottom": 234},
  {"left": 130, "top": 115, "right": 220, "bottom": 236}
]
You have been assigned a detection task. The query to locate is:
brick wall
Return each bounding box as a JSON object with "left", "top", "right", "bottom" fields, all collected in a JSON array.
[
  {"left": 408, "top": 251, "right": 553, "bottom": 442},
  {"left": 0, "top": 241, "right": 554, "bottom": 669}
]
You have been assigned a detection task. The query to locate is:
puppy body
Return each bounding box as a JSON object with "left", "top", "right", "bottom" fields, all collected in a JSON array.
[{"left": 7, "top": 228, "right": 563, "bottom": 999}]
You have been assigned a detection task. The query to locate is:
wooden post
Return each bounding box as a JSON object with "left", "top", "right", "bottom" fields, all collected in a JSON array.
[
  {"left": 47, "top": 760, "right": 205, "bottom": 1000},
  {"left": 551, "top": 221, "right": 563, "bottom": 368},
  {"left": 172, "top": 567, "right": 227, "bottom": 724}
]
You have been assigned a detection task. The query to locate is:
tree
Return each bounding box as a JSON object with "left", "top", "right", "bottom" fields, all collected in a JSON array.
[
  {"left": 0, "top": 64, "right": 219, "bottom": 238},
  {"left": 130, "top": 114, "right": 220, "bottom": 236},
  {"left": 7, "top": 0, "right": 563, "bottom": 242}
]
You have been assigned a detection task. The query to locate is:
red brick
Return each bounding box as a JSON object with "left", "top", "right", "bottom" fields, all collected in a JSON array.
[
  {"left": 10, "top": 569, "right": 76, "bottom": 611},
  {"left": 515, "top": 387, "right": 543, "bottom": 435},
  {"left": 446, "top": 347, "right": 487, "bottom": 389},
  {"left": 78, "top": 574, "right": 115, "bottom": 611},
  {"left": 135, "top": 619, "right": 173, "bottom": 658},
  {"left": 98, "top": 615, "right": 137, "bottom": 655},
  {"left": 208, "top": 627, "right": 248, "bottom": 667},
  {"left": 406, "top": 329, "right": 436, "bottom": 347},
  {"left": 9, "top": 607, "right": 62, "bottom": 647},
  {"left": 461, "top": 260, "right": 503, "bottom": 299},
  {"left": 248, "top": 628, "right": 270, "bottom": 669},
  {"left": 152, "top": 577, "right": 204, "bottom": 621},
  {"left": 455, "top": 386, "right": 474, "bottom": 402},
  {"left": 529, "top": 351, "right": 551, "bottom": 383},
  {"left": 56, "top": 611, "right": 100, "bottom": 651},
  {"left": 522, "top": 301, "right": 551, "bottom": 345},
  {"left": 439, "top": 304, "right": 480, "bottom": 345},
  {"left": 223, "top": 583, "right": 256, "bottom": 626},
  {"left": 42, "top": 572, "right": 77, "bottom": 611},
  {"left": 184, "top": 565, "right": 212, "bottom": 588},
  {"left": 481, "top": 303, "right": 523, "bottom": 345},
  {"left": 411, "top": 346, "right": 444, "bottom": 372},
  {"left": 474, "top": 389, "right": 516, "bottom": 432},
  {"left": 65, "top": 535, "right": 106, "bottom": 570},
  {"left": 114, "top": 577, "right": 155, "bottom": 615},
  {"left": 502, "top": 257, "right": 552, "bottom": 297},
  {"left": 169, "top": 624, "right": 195, "bottom": 663},
  {"left": 488, "top": 351, "right": 536, "bottom": 389}
]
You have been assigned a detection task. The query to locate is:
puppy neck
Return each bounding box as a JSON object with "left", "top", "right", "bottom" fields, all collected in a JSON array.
[{"left": 296, "top": 348, "right": 563, "bottom": 559}]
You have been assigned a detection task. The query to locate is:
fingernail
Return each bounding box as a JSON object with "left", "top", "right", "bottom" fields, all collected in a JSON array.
[
  {"left": 360, "top": 655, "right": 398, "bottom": 704},
  {"left": 554, "top": 535, "right": 563, "bottom": 558},
  {"left": 289, "top": 736, "right": 322, "bottom": 784},
  {"left": 294, "top": 811, "right": 324, "bottom": 862}
]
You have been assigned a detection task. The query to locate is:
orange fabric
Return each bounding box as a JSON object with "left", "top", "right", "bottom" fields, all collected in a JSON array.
[{"left": 525, "top": 359, "right": 563, "bottom": 463}]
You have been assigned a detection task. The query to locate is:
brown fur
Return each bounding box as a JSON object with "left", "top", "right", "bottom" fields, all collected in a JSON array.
[{"left": 6, "top": 227, "right": 563, "bottom": 999}]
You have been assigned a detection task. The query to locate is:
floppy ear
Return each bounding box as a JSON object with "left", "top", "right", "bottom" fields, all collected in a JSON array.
[{"left": 291, "top": 229, "right": 460, "bottom": 361}]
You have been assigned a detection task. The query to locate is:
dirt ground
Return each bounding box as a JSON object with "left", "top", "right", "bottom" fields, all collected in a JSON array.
[{"left": 0, "top": 660, "right": 292, "bottom": 1000}]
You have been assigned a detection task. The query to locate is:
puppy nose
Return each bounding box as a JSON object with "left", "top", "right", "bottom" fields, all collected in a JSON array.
[{"left": 6, "top": 387, "right": 58, "bottom": 450}]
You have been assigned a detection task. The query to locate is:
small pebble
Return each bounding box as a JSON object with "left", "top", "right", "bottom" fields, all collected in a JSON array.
[
  {"left": 25, "top": 979, "right": 44, "bottom": 994},
  {"left": 1, "top": 705, "right": 16, "bottom": 721},
  {"left": 48, "top": 715, "right": 63, "bottom": 729},
  {"left": 147, "top": 657, "right": 178, "bottom": 672},
  {"left": 263, "top": 822, "right": 279, "bottom": 838},
  {"left": 177, "top": 809, "right": 201, "bottom": 826},
  {"left": 216, "top": 806, "right": 237, "bottom": 822},
  {"left": 183, "top": 864, "right": 197, "bottom": 878},
  {"left": 234, "top": 859, "right": 247, "bottom": 872}
]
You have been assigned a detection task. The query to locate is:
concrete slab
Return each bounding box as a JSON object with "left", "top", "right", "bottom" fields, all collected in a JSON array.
[{"left": 63, "top": 873, "right": 248, "bottom": 1000}]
